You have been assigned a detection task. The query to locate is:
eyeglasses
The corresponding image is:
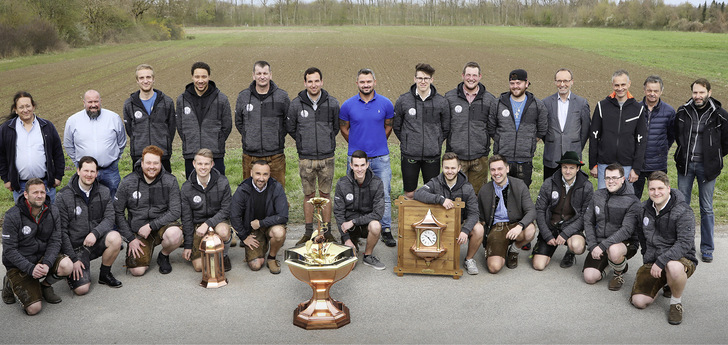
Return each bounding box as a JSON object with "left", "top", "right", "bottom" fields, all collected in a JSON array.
[
  {"left": 555, "top": 80, "right": 572, "bottom": 85},
  {"left": 604, "top": 176, "right": 623, "bottom": 181},
  {"left": 415, "top": 77, "right": 432, "bottom": 82}
]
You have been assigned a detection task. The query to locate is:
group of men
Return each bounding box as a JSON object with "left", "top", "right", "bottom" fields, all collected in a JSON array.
[{"left": 0, "top": 61, "right": 725, "bottom": 326}]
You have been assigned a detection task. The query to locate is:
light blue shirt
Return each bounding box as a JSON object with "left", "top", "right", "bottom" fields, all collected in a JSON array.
[
  {"left": 15, "top": 116, "right": 47, "bottom": 180},
  {"left": 493, "top": 179, "right": 510, "bottom": 224},
  {"left": 510, "top": 95, "right": 527, "bottom": 132},
  {"left": 141, "top": 92, "right": 157, "bottom": 115},
  {"left": 64, "top": 108, "right": 126, "bottom": 167}
]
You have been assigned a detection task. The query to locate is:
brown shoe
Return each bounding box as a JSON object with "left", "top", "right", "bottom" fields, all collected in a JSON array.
[
  {"left": 41, "top": 284, "right": 62, "bottom": 304},
  {"left": 267, "top": 258, "right": 281, "bottom": 274},
  {"left": 608, "top": 272, "right": 625, "bottom": 291},
  {"left": 3, "top": 276, "right": 15, "bottom": 304},
  {"left": 668, "top": 303, "right": 683, "bottom": 325},
  {"left": 506, "top": 251, "right": 519, "bottom": 269}
]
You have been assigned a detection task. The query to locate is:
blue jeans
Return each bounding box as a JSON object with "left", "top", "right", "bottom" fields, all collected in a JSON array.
[
  {"left": 97, "top": 160, "right": 121, "bottom": 200},
  {"left": 677, "top": 162, "right": 715, "bottom": 256},
  {"left": 348, "top": 154, "right": 392, "bottom": 229},
  {"left": 597, "top": 164, "right": 632, "bottom": 189},
  {"left": 13, "top": 180, "right": 56, "bottom": 204}
]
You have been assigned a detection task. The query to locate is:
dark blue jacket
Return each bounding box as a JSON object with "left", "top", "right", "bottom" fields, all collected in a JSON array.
[
  {"left": 640, "top": 98, "right": 676, "bottom": 172},
  {"left": 231, "top": 177, "right": 288, "bottom": 241},
  {"left": 0, "top": 116, "right": 65, "bottom": 191}
]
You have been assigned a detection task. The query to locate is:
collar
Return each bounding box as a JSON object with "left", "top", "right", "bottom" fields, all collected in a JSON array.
[
  {"left": 494, "top": 178, "right": 509, "bottom": 191},
  {"left": 253, "top": 181, "right": 268, "bottom": 193},
  {"left": 558, "top": 92, "right": 571, "bottom": 103},
  {"left": 78, "top": 180, "right": 92, "bottom": 197},
  {"left": 416, "top": 88, "right": 431, "bottom": 101},
  {"left": 197, "top": 174, "right": 210, "bottom": 189},
  {"left": 562, "top": 175, "right": 575, "bottom": 188},
  {"left": 463, "top": 85, "right": 479, "bottom": 97},
  {"left": 307, "top": 92, "right": 321, "bottom": 104},
  {"left": 652, "top": 194, "right": 671, "bottom": 215}
]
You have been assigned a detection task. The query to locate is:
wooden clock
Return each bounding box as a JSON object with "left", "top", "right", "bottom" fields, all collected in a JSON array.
[{"left": 410, "top": 209, "right": 447, "bottom": 266}]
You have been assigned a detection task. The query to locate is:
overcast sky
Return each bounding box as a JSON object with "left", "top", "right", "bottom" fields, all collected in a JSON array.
[{"left": 662, "top": 0, "right": 709, "bottom": 5}]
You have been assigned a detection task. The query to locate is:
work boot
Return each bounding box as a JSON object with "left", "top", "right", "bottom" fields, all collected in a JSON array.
[
  {"left": 2, "top": 276, "right": 15, "bottom": 304},
  {"left": 98, "top": 272, "right": 123, "bottom": 288},
  {"left": 157, "top": 252, "right": 172, "bottom": 274},
  {"left": 41, "top": 284, "right": 62, "bottom": 304},
  {"left": 296, "top": 230, "right": 314, "bottom": 245},
  {"left": 608, "top": 271, "right": 625, "bottom": 291},
  {"left": 560, "top": 251, "right": 576, "bottom": 268},
  {"left": 223, "top": 255, "right": 232, "bottom": 272},
  {"left": 267, "top": 258, "right": 281, "bottom": 274},
  {"left": 668, "top": 303, "right": 683, "bottom": 325},
  {"left": 323, "top": 229, "right": 336, "bottom": 243},
  {"left": 506, "top": 251, "right": 519, "bottom": 269},
  {"left": 381, "top": 229, "right": 396, "bottom": 247}
]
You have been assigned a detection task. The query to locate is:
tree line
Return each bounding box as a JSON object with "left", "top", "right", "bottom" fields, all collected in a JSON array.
[{"left": 1, "top": 0, "right": 726, "bottom": 58}]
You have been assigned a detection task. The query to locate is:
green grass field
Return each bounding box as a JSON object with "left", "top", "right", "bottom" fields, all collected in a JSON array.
[{"left": 0, "top": 26, "right": 726, "bottom": 225}]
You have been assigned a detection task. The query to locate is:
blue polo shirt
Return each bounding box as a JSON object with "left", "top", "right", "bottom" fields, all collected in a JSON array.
[{"left": 340, "top": 91, "right": 394, "bottom": 156}]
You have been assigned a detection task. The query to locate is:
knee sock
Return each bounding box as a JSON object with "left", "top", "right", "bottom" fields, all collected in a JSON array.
[
  {"left": 509, "top": 243, "right": 519, "bottom": 254},
  {"left": 608, "top": 258, "right": 627, "bottom": 273},
  {"left": 304, "top": 223, "right": 314, "bottom": 237},
  {"left": 223, "top": 236, "right": 231, "bottom": 257},
  {"left": 100, "top": 264, "right": 111, "bottom": 276}
]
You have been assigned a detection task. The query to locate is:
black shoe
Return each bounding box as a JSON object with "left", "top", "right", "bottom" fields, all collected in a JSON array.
[
  {"left": 41, "top": 284, "right": 62, "bottom": 304},
  {"left": 559, "top": 252, "right": 576, "bottom": 268},
  {"left": 663, "top": 285, "right": 672, "bottom": 298},
  {"left": 157, "top": 252, "right": 172, "bottom": 274},
  {"left": 506, "top": 251, "right": 519, "bottom": 269},
  {"left": 98, "top": 272, "right": 123, "bottom": 288},
  {"left": 223, "top": 255, "right": 232, "bottom": 272},
  {"left": 323, "top": 230, "right": 336, "bottom": 243},
  {"left": 521, "top": 243, "right": 531, "bottom": 251},
  {"left": 381, "top": 229, "right": 396, "bottom": 247},
  {"left": 2, "top": 276, "right": 15, "bottom": 304}
]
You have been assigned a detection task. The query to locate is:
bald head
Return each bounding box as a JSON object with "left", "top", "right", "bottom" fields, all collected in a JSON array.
[{"left": 83, "top": 90, "right": 102, "bottom": 118}]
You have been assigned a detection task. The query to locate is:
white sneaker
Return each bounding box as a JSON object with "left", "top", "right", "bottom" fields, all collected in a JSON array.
[{"left": 464, "top": 258, "right": 479, "bottom": 275}]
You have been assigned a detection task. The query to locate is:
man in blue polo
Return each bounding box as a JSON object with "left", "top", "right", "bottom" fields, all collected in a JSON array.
[{"left": 339, "top": 68, "right": 396, "bottom": 247}]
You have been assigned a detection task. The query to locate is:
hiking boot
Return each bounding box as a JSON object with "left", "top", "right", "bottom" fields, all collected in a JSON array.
[
  {"left": 506, "top": 251, "right": 519, "bottom": 269},
  {"left": 362, "top": 255, "right": 385, "bottom": 270},
  {"left": 3, "top": 276, "right": 15, "bottom": 304},
  {"left": 157, "top": 252, "right": 172, "bottom": 274},
  {"left": 560, "top": 252, "right": 576, "bottom": 268},
  {"left": 41, "top": 284, "right": 62, "bottom": 304},
  {"left": 98, "top": 272, "right": 123, "bottom": 288},
  {"left": 668, "top": 303, "right": 683, "bottom": 325},
  {"left": 608, "top": 272, "right": 625, "bottom": 291},
  {"left": 381, "top": 229, "right": 396, "bottom": 247},
  {"left": 662, "top": 285, "right": 672, "bottom": 298},
  {"left": 223, "top": 255, "right": 232, "bottom": 272},
  {"left": 464, "top": 258, "right": 479, "bottom": 275},
  {"left": 267, "top": 258, "right": 281, "bottom": 274}
]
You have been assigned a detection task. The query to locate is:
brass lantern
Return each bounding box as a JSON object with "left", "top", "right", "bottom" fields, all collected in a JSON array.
[{"left": 199, "top": 227, "right": 227, "bottom": 288}]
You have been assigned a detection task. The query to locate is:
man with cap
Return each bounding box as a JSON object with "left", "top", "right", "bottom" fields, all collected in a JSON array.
[
  {"left": 488, "top": 68, "right": 548, "bottom": 188},
  {"left": 532, "top": 151, "right": 593, "bottom": 270}
]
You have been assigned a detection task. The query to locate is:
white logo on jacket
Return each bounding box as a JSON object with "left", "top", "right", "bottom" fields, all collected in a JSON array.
[
  {"left": 134, "top": 111, "right": 143, "bottom": 119},
  {"left": 184, "top": 106, "right": 191, "bottom": 115},
  {"left": 300, "top": 110, "right": 309, "bottom": 118},
  {"left": 22, "top": 226, "right": 31, "bottom": 235},
  {"left": 454, "top": 105, "right": 462, "bottom": 113},
  {"left": 551, "top": 191, "right": 559, "bottom": 200},
  {"left": 193, "top": 195, "right": 202, "bottom": 203},
  {"left": 595, "top": 206, "right": 600, "bottom": 215},
  {"left": 643, "top": 217, "right": 649, "bottom": 226},
  {"left": 408, "top": 108, "right": 416, "bottom": 116},
  {"left": 246, "top": 104, "right": 254, "bottom": 112},
  {"left": 502, "top": 109, "right": 510, "bottom": 117},
  {"left": 346, "top": 193, "right": 354, "bottom": 201},
  {"left": 132, "top": 191, "right": 141, "bottom": 200},
  {"left": 75, "top": 206, "right": 82, "bottom": 216}
]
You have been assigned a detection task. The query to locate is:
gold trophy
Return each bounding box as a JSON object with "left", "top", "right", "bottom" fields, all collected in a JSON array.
[
  {"left": 284, "top": 197, "right": 357, "bottom": 329},
  {"left": 199, "top": 227, "right": 227, "bottom": 288}
]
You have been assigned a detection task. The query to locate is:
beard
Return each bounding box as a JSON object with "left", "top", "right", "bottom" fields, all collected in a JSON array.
[{"left": 86, "top": 109, "right": 101, "bottom": 119}]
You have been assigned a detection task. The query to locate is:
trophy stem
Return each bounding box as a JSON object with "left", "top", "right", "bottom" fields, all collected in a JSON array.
[{"left": 293, "top": 279, "right": 350, "bottom": 330}]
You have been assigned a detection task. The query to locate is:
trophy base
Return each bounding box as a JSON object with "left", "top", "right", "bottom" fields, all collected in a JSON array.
[
  {"left": 199, "top": 279, "right": 228, "bottom": 288},
  {"left": 293, "top": 298, "right": 351, "bottom": 330}
]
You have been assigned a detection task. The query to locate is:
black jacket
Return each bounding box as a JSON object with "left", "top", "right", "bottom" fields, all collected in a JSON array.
[
  {"left": 673, "top": 97, "right": 728, "bottom": 181},
  {"left": 488, "top": 91, "right": 548, "bottom": 162},
  {"left": 176, "top": 81, "right": 232, "bottom": 159},
  {"left": 445, "top": 83, "right": 496, "bottom": 160},
  {"left": 123, "top": 89, "right": 176, "bottom": 160},
  {"left": 231, "top": 177, "right": 288, "bottom": 241},
  {"left": 333, "top": 169, "right": 384, "bottom": 243},
  {"left": 235, "top": 81, "right": 290, "bottom": 157},
  {"left": 286, "top": 89, "right": 340, "bottom": 160},
  {"left": 413, "top": 171, "right": 479, "bottom": 234},
  {"left": 638, "top": 189, "right": 697, "bottom": 269},
  {"left": 393, "top": 84, "right": 451, "bottom": 160},
  {"left": 535, "top": 170, "right": 593, "bottom": 241},
  {"left": 0, "top": 115, "right": 65, "bottom": 191},
  {"left": 181, "top": 169, "right": 232, "bottom": 250},
  {"left": 589, "top": 94, "right": 647, "bottom": 173},
  {"left": 2, "top": 195, "right": 61, "bottom": 275},
  {"left": 584, "top": 182, "right": 641, "bottom": 252}
]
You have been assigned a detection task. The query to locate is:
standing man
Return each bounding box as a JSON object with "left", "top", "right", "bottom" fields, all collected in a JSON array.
[
  {"left": 181, "top": 149, "right": 233, "bottom": 272},
  {"left": 235, "top": 60, "right": 290, "bottom": 187},
  {"left": 231, "top": 160, "right": 288, "bottom": 274},
  {"left": 57, "top": 156, "right": 123, "bottom": 295},
  {"left": 413, "top": 152, "right": 485, "bottom": 275},
  {"left": 634, "top": 75, "right": 676, "bottom": 199},
  {"left": 488, "top": 69, "right": 548, "bottom": 188},
  {"left": 0, "top": 91, "right": 65, "bottom": 203},
  {"left": 532, "top": 152, "right": 592, "bottom": 270},
  {"left": 123, "top": 64, "right": 176, "bottom": 173},
  {"left": 2, "top": 179, "right": 73, "bottom": 315},
  {"left": 393, "top": 63, "right": 450, "bottom": 199},
  {"left": 589, "top": 70, "right": 647, "bottom": 189},
  {"left": 673, "top": 78, "right": 728, "bottom": 263},
  {"left": 114, "top": 145, "right": 183, "bottom": 276},
  {"left": 176, "top": 61, "right": 232, "bottom": 178},
  {"left": 583, "top": 163, "right": 641, "bottom": 291},
  {"left": 334, "top": 150, "right": 386, "bottom": 270},
  {"left": 445, "top": 62, "right": 496, "bottom": 195},
  {"left": 631, "top": 171, "right": 698, "bottom": 325},
  {"left": 287, "top": 67, "right": 339, "bottom": 244},
  {"left": 478, "top": 154, "right": 537, "bottom": 274},
  {"left": 64, "top": 90, "right": 126, "bottom": 199},
  {"left": 542, "top": 68, "right": 591, "bottom": 180},
  {"left": 339, "top": 68, "right": 396, "bottom": 247}
]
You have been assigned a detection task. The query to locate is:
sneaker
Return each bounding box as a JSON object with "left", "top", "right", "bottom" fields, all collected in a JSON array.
[
  {"left": 668, "top": 303, "right": 683, "bottom": 325},
  {"left": 464, "top": 258, "right": 479, "bottom": 275},
  {"left": 663, "top": 285, "right": 672, "bottom": 298},
  {"left": 157, "top": 252, "right": 172, "bottom": 274},
  {"left": 41, "top": 284, "right": 62, "bottom": 304},
  {"left": 521, "top": 243, "right": 531, "bottom": 251},
  {"left": 98, "top": 272, "right": 123, "bottom": 288},
  {"left": 267, "top": 258, "right": 281, "bottom": 274},
  {"left": 2, "top": 276, "right": 15, "bottom": 304},
  {"left": 381, "top": 229, "right": 396, "bottom": 247},
  {"left": 560, "top": 252, "right": 576, "bottom": 268},
  {"left": 362, "top": 255, "right": 386, "bottom": 270},
  {"left": 701, "top": 253, "right": 713, "bottom": 263},
  {"left": 223, "top": 255, "right": 232, "bottom": 272},
  {"left": 608, "top": 272, "right": 625, "bottom": 291},
  {"left": 506, "top": 251, "right": 519, "bottom": 269}
]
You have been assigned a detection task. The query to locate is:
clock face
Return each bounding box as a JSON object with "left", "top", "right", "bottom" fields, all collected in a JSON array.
[{"left": 420, "top": 230, "right": 437, "bottom": 247}]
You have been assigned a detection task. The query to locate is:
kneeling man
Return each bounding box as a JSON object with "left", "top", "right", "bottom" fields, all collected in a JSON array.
[
  {"left": 583, "top": 163, "right": 641, "bottom": 290},
  {"left": 115, "top": 145, "right": 183, "bottom": 276},
  {"left": 58, "top": 156, "right": 122, "bottom": 295},
  {"left": 532, "top": 151, "right": 592, "bottom": 270},
  {"left": 478, "top": 154, "right": 536, "bottom": 273},
  {"left": 631, "top": 171, "right": 697, "bottom": 325},
  {"left": 231, "top": 160, "right": 288, "bottom": 274},
  {"left": 334, "top": 150, "right": 386, "bottom": 270},
  {"left": 2, "top": 179, "right": 72, "bottom": 315},
  {"left": 181, "top": 149, "right": 233, "bottom": 272},
  {"left": 414, "top": 152, "right": 484, "bottom": 275}
]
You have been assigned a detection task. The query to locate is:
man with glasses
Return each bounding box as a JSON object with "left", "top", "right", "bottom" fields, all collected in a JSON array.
[{"left": 394, "top": 63, "right": 450, "bottom": 200}]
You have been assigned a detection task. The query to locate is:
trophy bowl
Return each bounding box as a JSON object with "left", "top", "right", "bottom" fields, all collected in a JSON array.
[{"left": 285, "top": 243, "right": 357, "bottom": 330}]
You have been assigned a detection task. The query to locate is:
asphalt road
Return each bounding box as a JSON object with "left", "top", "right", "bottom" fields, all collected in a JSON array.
[{"left": 0, "top": 225, "right": 726, "bottom": 344}]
